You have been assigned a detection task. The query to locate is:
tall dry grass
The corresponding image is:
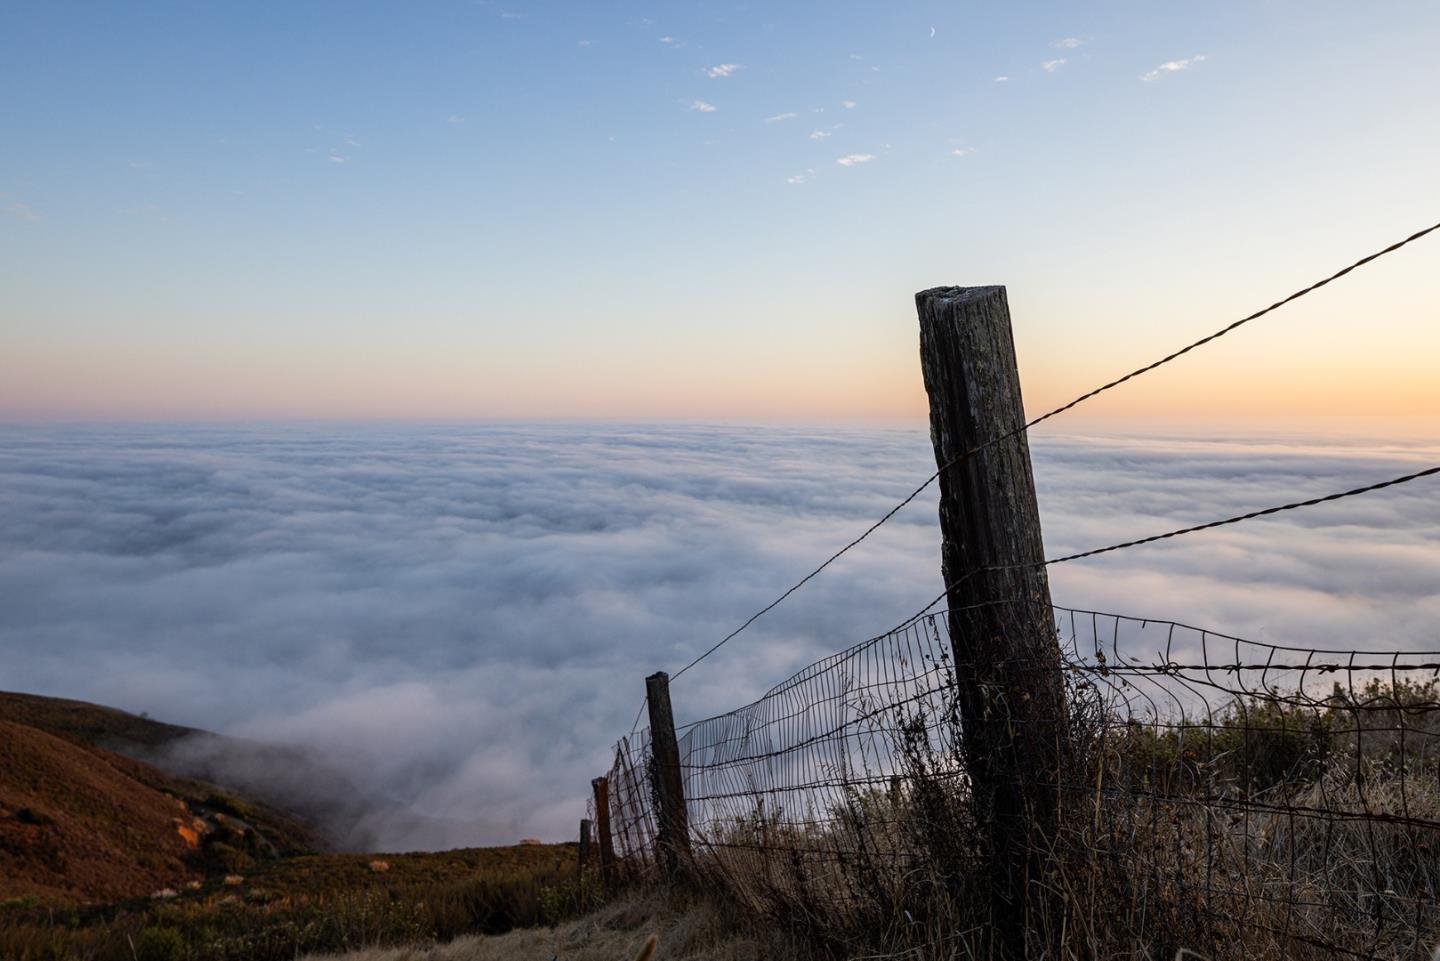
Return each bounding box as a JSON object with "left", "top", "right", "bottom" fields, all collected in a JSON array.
[{"left": 671, "top": 678, "right": 1440, "bottom": 960}]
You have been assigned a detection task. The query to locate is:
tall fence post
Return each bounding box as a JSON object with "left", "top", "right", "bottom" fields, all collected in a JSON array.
[
  {"left": 916, "top": 285, "right": 1071, "bottom": 959},
  {"left": 592, "top": 775, "right": 616, "bottom": 888},
  {"left": 645, "top": 670, "right": 691, "bottom": 880}
]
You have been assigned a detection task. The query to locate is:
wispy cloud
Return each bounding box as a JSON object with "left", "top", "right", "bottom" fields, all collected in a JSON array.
[
  {"left": 840, "top": 100, "right": 857, "bottom": 109},
  {"left": 305, "top": 124, "right": 363, "bottom": 166},
  {"left": 993, "top": 75, "right": 1009, "bottom": 83},
  {"left": 659, "top": 36, "right": 684, "bottom": 47},
  {"left": 1053, "top": 37, "right": 1084, "bottom": 49},
  {"left": 5, "top": 200, "right": 40, "bottom": 222},
  {"left": 835, "top": 153, "right": 874, "bottom": 166},
  {"left": 950, "top": 146, "right": 977, "bottom": 158},
  {"left": 689, "top": 100, "right": 717, "bottom": 113},
  {"left": 786, "top": 168, "right": 816, "bottom": 185},
  {"left": 706, "top": 63, "right": 741, "bottom": 78},
  {"left": 808, "top": 130, "right": 832, "bottom": 140},
  {"left": 1042, "top": 58, "right": 1067, "bottom": 72},
  {"left": 765, "top": 112, "right": 798, "bottom": 123},
  {"left": 577, "top": 39, "right": 593, "bottom": 47},
  {"left": 446, "top": 115, "right": 465, "bottom": 125},
  {"left": 1141, "top": 54, "right": 1208, "bottom": 82}
]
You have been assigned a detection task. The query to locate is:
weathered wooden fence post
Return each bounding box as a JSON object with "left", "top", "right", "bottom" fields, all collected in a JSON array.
[
  {"left": 645, "top": 671, "right": 691, "bottom": 880},
  {"left": 915, "top": 286, "right": 1071, "bottom": 959},
  {"left": 592, "top": 775, "right": 616, "bottom": 888},
  {"left": 578, "top": 817, "right": 592, "bottom": 884}
]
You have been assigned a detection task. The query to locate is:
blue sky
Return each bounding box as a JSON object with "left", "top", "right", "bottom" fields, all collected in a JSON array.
[{"left": 3, "top": 1, "right": 1439, "bottom": 418}]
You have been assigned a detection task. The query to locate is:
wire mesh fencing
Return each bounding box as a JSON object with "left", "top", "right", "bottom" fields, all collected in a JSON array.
[{"left": 600, "top": 605, "right": 1440, "bottom": 959}]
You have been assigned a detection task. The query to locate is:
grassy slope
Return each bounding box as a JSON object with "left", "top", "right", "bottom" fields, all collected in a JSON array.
[
  {"left": 0, "top": 691, "right": 322, "bottom": 903},
  {"left": 0, "top": 842, "right": 583, "bottom": 961},
  {"left": 0, "top": 720, "right": 198, "bottom": 902},
  {"left": 0, "top": 691, "right": 587, "bottom": 961},
  {"left": 0, "top": 690, "right": 198, "bottom": 750}
]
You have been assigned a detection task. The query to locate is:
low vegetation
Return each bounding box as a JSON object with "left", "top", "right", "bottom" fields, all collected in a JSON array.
[
  {"left": 0, "top": 845, "right": 589, "bottom": 961},
  {"left": 0, "top": 692, "right": 596, "bottom": 961},
  {"left": 666, "top": 677, "right": 1440, "bottom": 960},
  {"left": 7, "top": 682, "right": 1439, "bottom": 960}
]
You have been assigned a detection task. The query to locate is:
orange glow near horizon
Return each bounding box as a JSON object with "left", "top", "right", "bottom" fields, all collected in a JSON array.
[
  {"left": 3, "top": 240, "right": 1437, "bottom": 424},
  {"left": 4, "top": 331, "right": 1440, "bottom": 424}
]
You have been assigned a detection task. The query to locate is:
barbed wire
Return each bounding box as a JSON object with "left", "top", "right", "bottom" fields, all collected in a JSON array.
[
  {"left": 1047, "top": 462, "right": 1440, "bottom": 564},
  {"left": 665, "top": 220, "right": 1440, "bottom": 683},
  {"left": 879, "top": 461, "right": 1440, "bottom": 639}
]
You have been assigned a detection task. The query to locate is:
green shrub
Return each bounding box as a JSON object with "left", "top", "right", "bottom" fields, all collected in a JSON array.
[{"left": 134, "top": 926, "right": 184, "bottom": 961}]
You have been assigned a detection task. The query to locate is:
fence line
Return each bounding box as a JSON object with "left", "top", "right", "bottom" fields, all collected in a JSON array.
[
  {"left": 602, "top": 605, "right": 1440, "bottom": 958},
  {"left": 588, "top": 225, "right": 1440, "bottom": 958}
]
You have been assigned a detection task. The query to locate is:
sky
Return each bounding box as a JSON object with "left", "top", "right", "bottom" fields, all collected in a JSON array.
[
  {"left": 3, "top": 1, "right": 1440, "bottom": 420},
  {"left": 2, "top": 3, "right": 1439, "bottom": 850},
  {"left": 2, "top": 422, "right": 1438, "bottom": 847}
]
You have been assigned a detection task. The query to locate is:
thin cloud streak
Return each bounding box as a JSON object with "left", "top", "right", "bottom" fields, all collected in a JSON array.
[{"left": 1142, "top": 54, "right": 1208, "bottom": 82}]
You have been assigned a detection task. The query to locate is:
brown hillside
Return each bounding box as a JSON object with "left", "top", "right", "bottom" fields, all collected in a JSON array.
[
  {"left": 0, "top": 690, "right": 197, "bottom": 750},
  {"left": 0, "top": 720, "right": 198, "bottom": 902},
  {"left": 0, "top": 692, "right": 327, "bottom": 905}
]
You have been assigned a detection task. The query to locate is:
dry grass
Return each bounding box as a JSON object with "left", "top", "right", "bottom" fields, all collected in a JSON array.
[
  {"left": 641, "top": 681, "right": 1440, "bottom": 961},
  {"left": 0, "top": 844, "right": 586, "bottom": 961},
  {"left": 299, "top": 893, "right": 794, "bottom": 961}
]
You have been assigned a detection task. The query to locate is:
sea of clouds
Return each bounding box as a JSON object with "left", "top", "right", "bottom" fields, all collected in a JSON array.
[{"left": 1, "top": 421, "right": 1437, "bottom": 849}]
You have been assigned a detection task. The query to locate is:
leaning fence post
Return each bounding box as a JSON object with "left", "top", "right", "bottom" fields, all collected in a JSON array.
[
  {"left": 645, "top": 670, "right": 691, "bottom": 880},
  {"left": 592, "top": 775, "right": 617, "bottom": 888},
  {"left": 916, "top": 285, "right": 1071, "bottom": 959}
]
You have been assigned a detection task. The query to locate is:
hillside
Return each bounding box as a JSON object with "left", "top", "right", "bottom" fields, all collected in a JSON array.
[
  {"left": 0, "top": 690, "right": 198, "bottom": 750},
  {"left": 0, "top": 691, "right": 586, "bottom": 961},
  {"left": 0, "top": 691, "right": 320, "bottom": 903},
  {"left": 0, "top": 720, "right": 200, "bottom": 902}
]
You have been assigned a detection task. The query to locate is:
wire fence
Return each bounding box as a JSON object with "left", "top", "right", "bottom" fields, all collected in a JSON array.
[
  {"left": 601, "top": 606, "right": 1440, "bottom": 959},
  {"left": 587, "top": 222, "right": 1440, "bottom": 959}
]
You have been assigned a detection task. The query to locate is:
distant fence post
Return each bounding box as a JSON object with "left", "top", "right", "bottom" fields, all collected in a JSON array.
[
  {"left": 916, "top": 286, "right": 1071, "bottom": 959},
  {"left": 592, "top": 775, "right": 616, "bottom": 888},
  {"left": 645, "top": 670, "right": 691, "bottom": 880},
  {"left": 578, "top": 818, "right": 592, "bottom": 883}
]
